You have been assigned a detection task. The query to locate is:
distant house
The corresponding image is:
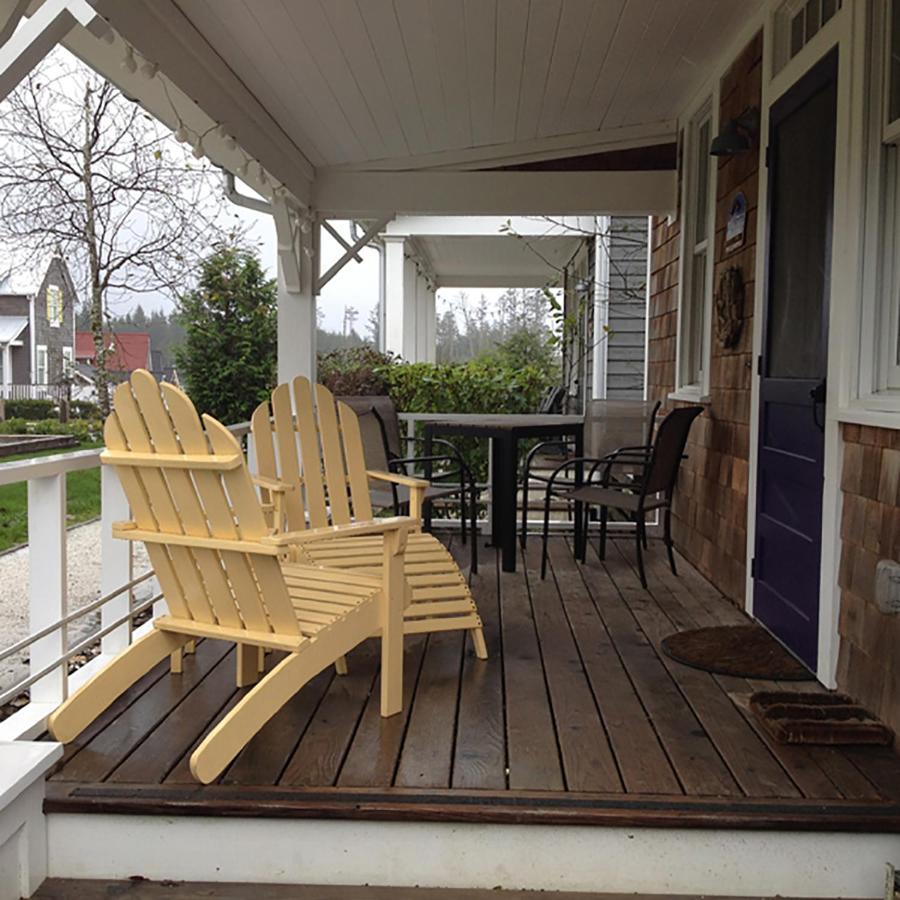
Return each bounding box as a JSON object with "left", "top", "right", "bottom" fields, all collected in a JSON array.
[
  {"left": 0, "top": 256, "right": 77, "bottom": 399},
  {"left": 75, "top": 330, "right": 152, "bottom": 376}
]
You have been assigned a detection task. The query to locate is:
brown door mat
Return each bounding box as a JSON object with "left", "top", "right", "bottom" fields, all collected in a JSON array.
[
  {"left": 660, "top": 624, "right": 813, "bottom": 680},
  {"left": 750, "top": 691, "right": 894, "bottom": 745}
]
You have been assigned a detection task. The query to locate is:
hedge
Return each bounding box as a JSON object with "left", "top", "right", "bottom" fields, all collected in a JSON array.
[{"left": 4, "top": 398, "right": 56, "bottom": 420}]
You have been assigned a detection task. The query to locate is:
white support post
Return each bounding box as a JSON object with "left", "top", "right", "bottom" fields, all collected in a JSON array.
[
  {"left": 402, "top": 256, "right": 418, "bottom": 361},
  {"left": 274, "top": 199, "right": 316, "bottom": 384},
  {"left": 27, "top": 474, "right": 66, "bottom": 704},
  {"left": 383, "top": 235, "right": 407, "bottom": 359},
  {"left": 100, "top": 464, "right": 132, "bottom": 655},
  {"left": 592, "top": 218, "right": 611, "bottom": 401},
  {"left": 415, "top": 273, "right": 429, "bottom": 363},
  {"left": 425, "top": 285, "right": 437, "bottom": 363},
  {"left": 2, "top": 343, "right": 10, "bottom": 399}
]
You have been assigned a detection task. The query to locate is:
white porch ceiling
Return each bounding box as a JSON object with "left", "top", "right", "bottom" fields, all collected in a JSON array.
[
  {"left": 171, "top": 0, "right": 763, "bottom": 170},
  {"left": 417, "top": 234, "right": 582, "bottom": 288}
]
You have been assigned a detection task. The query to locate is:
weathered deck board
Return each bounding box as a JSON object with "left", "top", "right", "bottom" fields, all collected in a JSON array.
[{"left": 45, "top": 538, "right": 900, "bottom": 831}]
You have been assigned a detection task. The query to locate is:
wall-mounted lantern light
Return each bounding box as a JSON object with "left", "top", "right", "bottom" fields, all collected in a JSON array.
[{"left": 710, "top": 107, "right": 760, "bottom": 156}]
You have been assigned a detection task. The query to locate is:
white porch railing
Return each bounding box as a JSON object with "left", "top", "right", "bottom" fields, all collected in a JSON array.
[{"left": 0, "top": 448, "right": 162, "bottom": 742}]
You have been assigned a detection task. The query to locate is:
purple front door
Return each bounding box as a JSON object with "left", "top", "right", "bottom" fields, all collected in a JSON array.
[{"left": 753, "top": 50, "right": 837, "bottom": 671}]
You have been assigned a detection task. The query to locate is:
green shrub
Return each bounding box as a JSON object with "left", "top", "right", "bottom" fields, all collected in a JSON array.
[
  {"left": 317, "top": 346, "right": 397, "bottom": 396},
  {"left": 0, "top": 417, "right": 100, "bottom": 442},
  {"left": 70, "top": 399, "right": 100, "bottom": 419},
  {"left": 4, "top": 398, "right": 56, "bottom": 420}
]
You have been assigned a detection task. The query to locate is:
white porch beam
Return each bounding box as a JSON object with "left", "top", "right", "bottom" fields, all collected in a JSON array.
[
  {"left": 385, "top": 215, "right": 598, "bottom": 238},
  {"left": 92, "top": 0, "right": 314, "bottom": 200},
  {"left": 437, "top": 275, "right": 560, "bottom": 289},
  {"left": 0, "top": 0, "right": 103, "bottom": 102},
  {"left": 313, "top": 171, "right": 676, "bottom": 218},
  {"left": 316, "top": 216, "right": 392, "bottom": 293}
]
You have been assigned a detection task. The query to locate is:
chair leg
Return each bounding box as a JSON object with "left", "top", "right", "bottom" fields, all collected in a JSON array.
[
  {"left": 460, "top": 487, "right": 468, "bottom": 545},
  {"left": 470, "top": 482, "right": 479, "bottom": 574},
  {"left": 598, "top": 505, "right": 608, "bottom": 560},
  {"left": 334, "top": 655, "right": 348, "bottom": 675},
  {"left": 541, "top": 487, "right": 552, "bottom": 579},
  {"left": 641, "top": 516, "right": 649, "bottom": 550},
  {"left": 236, "top": 643, "right": 260, "bottom": 688},
  {"left": 664, "top": 506, "right": 678, "bottom": 576},
  {"left": 635, "top": 519, "right": 648, "bottom": 589},
  {"left": 471, "top": 626, "right": 488, "bottom": 660},
  {"left": 48, "top": 629, "right": 189, "bottom": 743},
  {"left": 520, "top": 465, "right": 530, "bottom": 548},
  {"left": 580, "top": 504, "right": 590, "bottom": 563}
]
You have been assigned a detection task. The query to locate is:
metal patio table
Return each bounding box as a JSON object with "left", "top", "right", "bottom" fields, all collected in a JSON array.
[{"left": 421, "top": 413, "right": 585, "bottom": 573}]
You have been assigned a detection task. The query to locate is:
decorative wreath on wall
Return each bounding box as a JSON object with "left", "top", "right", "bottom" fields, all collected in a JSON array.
[{"left": 715, "top": 265, "right": 744, "bottom": 349}]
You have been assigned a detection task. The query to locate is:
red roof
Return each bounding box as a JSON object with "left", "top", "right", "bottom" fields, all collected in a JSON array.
[{"left": 75, "top": 331, "right": 151, "bottom": 373}]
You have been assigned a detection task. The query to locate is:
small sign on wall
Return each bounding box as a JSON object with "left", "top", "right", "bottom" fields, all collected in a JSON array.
[{"left": 724, "top": 191, "right": 747, "bottom": 253}]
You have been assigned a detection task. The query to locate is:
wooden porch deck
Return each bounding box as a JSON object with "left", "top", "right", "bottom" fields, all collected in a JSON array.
[{"left": 44, "top": 536, "right": 900, "bottom": 831}]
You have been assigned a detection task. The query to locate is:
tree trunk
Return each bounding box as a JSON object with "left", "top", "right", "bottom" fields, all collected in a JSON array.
[{"left": 82, "top": 84, "right": 110, "bottom": 416}]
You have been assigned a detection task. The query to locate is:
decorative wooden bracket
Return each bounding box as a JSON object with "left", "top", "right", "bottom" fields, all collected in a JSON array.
[
  {"left": 315, "top": 216, "right": 393, "bottom": 294},
  {"left": 272, "top": 195, "right": 303, "bottom": 294}
]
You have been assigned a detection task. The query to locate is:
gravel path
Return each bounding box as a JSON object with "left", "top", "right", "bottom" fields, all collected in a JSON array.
[{"left": 1, "top": 520, "right": 151, "bottom": 694}]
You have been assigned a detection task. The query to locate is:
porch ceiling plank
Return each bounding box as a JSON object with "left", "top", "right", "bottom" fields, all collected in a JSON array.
[
  {"left": 547, "top": 540, "right": 682, "bottom": 795},
  {"left": 606, "top": 541, "right": 803, "bottom": 799},
  {"left": 355, "top": 0, "right": 430, "bottom": 157},
  {"left": 499, "top": 561, "right": 566, "bottom": 792},
  {"left": 490, "top": 0, "right": 528, "bottom": 145},
  {"left": 337, "top": 635, "right": 428, "bottom": 789},
  {"left": 312, "top": 170, "right": 676, "bottom": 218},
  {"left": 320, "top": 0, "right": 411, "bottom": 161},
  {"left": 555, "top": 0, "right": 626, "bottom": 135},
  {"left": 251, "top": 0, "right": 366, "bottom": 164},
  {"left": 514, "top": 0, "right": 563, "bottom": 142},
  {"left": 222, "top": 657, "right": 333, "bottom": 787},
  {"left": 282, "top": 0, "right": 390, "bottom": 163},
  {"left": 523, "top": 543, "right": 623, "bottom": 793},
  {"left": 602, "top": 0, "right": 696, "bottom": 131},
  {"left": 278, "top": 639, "right": 379, "bottom": 788},
  {"left": 534, "top": 0, "right": 595, "bottom": 140},
  {"left": 93, "top": 0, "right": 316, "bottom": 194},
  {"left": 393, "top": 0, "right": 448, "bottom": 153},
  {"left": 463, "top": 0, "right": 497, "bottom": 147},
  {"left": 429, "top": 0, "right": 471, "bottom": 152},
  {"left": 393, "top": 631, "right": 466, "bottom": 789},
  {"left": 584, "top": 0, "right": 665, "bottom": 133},
  {"left": 577, "top": 543, "right": 740, "bottom": 796},
  {"left": 449, "top": 542, "right": 507, "bottom": 791}
]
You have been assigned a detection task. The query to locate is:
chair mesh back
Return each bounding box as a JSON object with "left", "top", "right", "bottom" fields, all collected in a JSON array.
[
  {"left": 339, "top": 395, "right": 403, "bottom": 458},
  {"left": 355, "top": 408, "right": 392, "bottom": 471},
  {"left": 643, "top": 406, "right": 704, "bottom": 496},
  {"left": 586, "top": 399, "right": 661, "bottom": 459}
]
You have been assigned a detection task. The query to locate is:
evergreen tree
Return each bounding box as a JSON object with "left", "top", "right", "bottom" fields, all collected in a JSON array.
[{"left": 175, "top": 246, "right": 277, "bottom": 424}]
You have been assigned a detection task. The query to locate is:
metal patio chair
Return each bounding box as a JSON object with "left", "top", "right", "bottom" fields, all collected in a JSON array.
[
  {"left": 522, "top": 398, "right": 660, "bottom": 547},
  {"left": 48, "top": 371, "right": 413, "bottom": 784},
  {"left": 339, "top": 394, "right": 480, "bottom": 572},
  {"left": 540, "top": 405, "right": 703, "bottom": 587}
]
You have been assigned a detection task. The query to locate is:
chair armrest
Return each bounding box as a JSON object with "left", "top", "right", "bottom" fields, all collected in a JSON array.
[
  {"left": 368, "top": 470, "right": 428, "bottom": 524},
  {"left": 260, "top": 516, "right": 416, "bottom": 548},
  {"left": 252, "top": 474, "right": 295, "bottom": 493},
  {"left": 368, "top": 469, "right": 430, "bottom": 489}
]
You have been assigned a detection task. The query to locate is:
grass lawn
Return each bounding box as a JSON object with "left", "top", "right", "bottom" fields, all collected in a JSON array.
[{"left": 0, "top": 441, "right": 103, "bottom": 553}]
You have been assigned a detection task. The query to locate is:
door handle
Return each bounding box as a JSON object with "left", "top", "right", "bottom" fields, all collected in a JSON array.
[{"left": 810, "top": 379, "right": 826, "bottom": 431}]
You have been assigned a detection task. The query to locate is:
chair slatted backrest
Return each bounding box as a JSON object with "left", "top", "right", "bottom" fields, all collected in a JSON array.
[
  {"left": 585, "top": 399, "right": 661, "bottom": 459},
  {"left": 251, "top": 376, "right": 374, "bottom": 533},
  {"left": 106, "top": 370, "right": 299, "bottom": 637},
  {"left": 641, "top": 405, "right": 704, "bottom": 497}
]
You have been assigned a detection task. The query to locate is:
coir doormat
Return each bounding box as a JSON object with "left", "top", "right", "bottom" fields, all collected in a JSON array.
[
  {"left": 750, "top": 691, "right": 894, "bottom": 745},
  {"left": 661, "top": 624, "right": 813, "bottom": 680}
]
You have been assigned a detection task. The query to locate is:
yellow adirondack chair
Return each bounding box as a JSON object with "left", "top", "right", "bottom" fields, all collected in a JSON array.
[
  {"left": 250, "top": 377, "right": 487, "bottom": 660},
  {"left": 47, "top": 370, "right": 412, "bottom": 784}
]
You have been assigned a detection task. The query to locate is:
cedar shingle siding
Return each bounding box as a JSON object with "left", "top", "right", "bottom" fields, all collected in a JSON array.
[{"left": 647, "top": 32, "right": 762, "bottom": 605}]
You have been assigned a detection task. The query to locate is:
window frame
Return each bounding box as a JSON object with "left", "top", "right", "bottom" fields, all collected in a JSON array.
[
  {"left": 671, "top": 95, "right": 717, "bottom": 403},
  {"left": 35, "top": 344, "right": 47, "bottom": 385}
]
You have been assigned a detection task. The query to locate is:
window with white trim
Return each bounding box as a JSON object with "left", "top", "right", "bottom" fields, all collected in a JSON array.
[
  {"left": 35, "top": 344, "right": 47, "bottom": 384},
  {"left": 674, "top": 101, "right": 714, "bottom": 398},
  {"left": 774, "top": 0, "right": 843, "bottom": 75},
  {"left": 62, "top": 345, "right": 74, "bottom": 376}
]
